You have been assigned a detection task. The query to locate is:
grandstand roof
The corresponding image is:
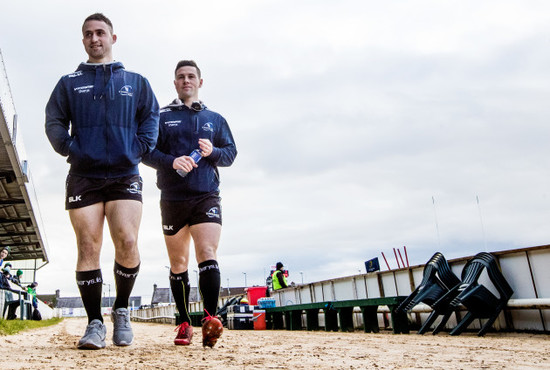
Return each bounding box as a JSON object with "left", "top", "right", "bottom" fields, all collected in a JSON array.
[{"left": 0, "top": 50, "right": 49, "bottom": 264}]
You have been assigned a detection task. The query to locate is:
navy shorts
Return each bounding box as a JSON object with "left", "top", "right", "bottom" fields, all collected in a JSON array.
[
  {"left": 65, "top": 174, "right": 143, "bottom": 210},
  {"left": 160, "top": 192, "right": 222, "bottom": 235}
]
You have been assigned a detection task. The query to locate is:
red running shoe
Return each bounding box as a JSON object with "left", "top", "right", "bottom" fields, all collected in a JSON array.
[
  {"left": 174, "top": 322, "right": 193, "bottom": 345},
  {"left": 202, "top": 312, "right": 223, "bottom": 348}
]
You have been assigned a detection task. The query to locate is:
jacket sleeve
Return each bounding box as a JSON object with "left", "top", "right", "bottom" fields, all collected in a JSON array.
[
  {"left": 135, "top": 77, "right": 160, "bottom": 155},
  {"left": 141, "top": 148, "right": 176, "bottom": 170},
  {"left": 141, "top": 121, "right": 176, "bottom": 170},
  {"left": 45, "top": 79, "right": 73, "bottom": 156},
  {"left": 207, "top": 117, "right": 237, "bottom": 167}
]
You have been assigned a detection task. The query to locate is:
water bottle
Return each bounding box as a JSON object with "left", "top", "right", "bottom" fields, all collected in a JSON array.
[{"left": 176, "top": 149, "right": 202, "bottom": 177}]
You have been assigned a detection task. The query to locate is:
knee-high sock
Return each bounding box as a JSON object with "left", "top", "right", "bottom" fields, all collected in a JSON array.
[
  {"left": 113, "top": 261, "right": 140, "bottom": 310},
  {"left": 76, "top": 269, "right": 103, "bottom": 323},
  {"left": 170, "top": 270, "right": 191, "bottom": 323},
  {"left": 198, "top": 260, "right": 221, "bottom": 318}
]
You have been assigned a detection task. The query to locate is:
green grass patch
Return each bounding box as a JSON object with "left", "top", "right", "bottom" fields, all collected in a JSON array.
[{"left": 0, "top": 317, "right": 63, "bottom": 336}]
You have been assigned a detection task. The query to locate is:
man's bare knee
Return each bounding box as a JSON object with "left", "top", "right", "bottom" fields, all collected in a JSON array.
[
  {"left": 196, "top": 245, "right": 217, "bottom": 263},
  {"left": 117, "top": 235, "right": 138, "bottom": 251}
]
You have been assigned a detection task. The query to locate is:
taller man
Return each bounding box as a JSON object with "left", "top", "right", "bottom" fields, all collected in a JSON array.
[
  {"left": 143, "top": 60, "right": 237, "bottom": 347},
  {"left": 45, "top": 13, "right": 159, "bottom": 349}
]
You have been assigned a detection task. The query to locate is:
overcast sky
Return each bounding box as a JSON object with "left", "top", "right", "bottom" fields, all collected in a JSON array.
[{"left": 1, "top": 0, "right": 550, "bottom": 302}]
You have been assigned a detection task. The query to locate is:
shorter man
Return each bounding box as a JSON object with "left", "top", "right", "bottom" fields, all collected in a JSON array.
[
  {"left": 272, "top": 262, "right": 289, "bottom": 291},
  {"left": 143, "top": 60, "right": 237, "bottom": 347}
]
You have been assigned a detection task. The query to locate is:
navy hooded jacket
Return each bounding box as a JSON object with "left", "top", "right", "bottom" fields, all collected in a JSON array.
[
  {"left": 45, "top": 62, "right": 159, "bottom": 178},
  {"left": 142, "top": 100, "right": 237, "bottom": 201}
]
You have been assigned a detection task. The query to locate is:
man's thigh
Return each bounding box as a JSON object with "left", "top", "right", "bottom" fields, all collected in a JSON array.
[
  {"left": 105, "top": 200, "right": 142, "bottom": 266},
  {"left": 69, "top": 203, "right": 106, "bottom": 269},
  {"left": 69, "top": 202, "right": 105, "bottom": 244},
  {"left": 164, "top": 226, "right": 193, "bottom": 273},
  {"left": 105, "top": 199, "right": 142, "bottom": 239},
  {"left": 190, "top": 223, "right": 222, "bottom": 263}
]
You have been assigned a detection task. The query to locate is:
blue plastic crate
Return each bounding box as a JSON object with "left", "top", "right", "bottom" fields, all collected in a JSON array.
[{"left": 257, "top": 297, "right": 276, "bottom": 308}]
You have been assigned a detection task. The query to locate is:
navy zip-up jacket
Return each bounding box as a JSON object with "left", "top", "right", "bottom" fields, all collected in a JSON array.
[
  {"left": 142, "top": 100, "right": 237, "bottom": 201},
  {"left": 45, "top": 62, "right": 159, "bottom": 178}
]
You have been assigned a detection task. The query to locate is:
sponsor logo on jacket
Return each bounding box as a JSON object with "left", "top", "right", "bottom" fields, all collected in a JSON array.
[
  {"left": 165, "top": 120, "right": 181, "bottom": 127},
  {"left": 119, "top": 85, "right": 134, "bottom": 97},
  {"left": 202, "top": 122, "right": 214, "bottom": 132},
  {"left": 74, "top": 85, "right": 93, "bottom": 94}
]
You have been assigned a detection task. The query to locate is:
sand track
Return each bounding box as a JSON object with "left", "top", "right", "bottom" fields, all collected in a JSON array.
[{"left": 1, "top": 317, "right": 549, "bottom": 369}]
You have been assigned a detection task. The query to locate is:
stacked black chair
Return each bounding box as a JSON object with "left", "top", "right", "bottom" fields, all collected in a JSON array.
[
  {"left": 432, "top": 252, "right": 513, "bottom": 336},
  {"left": 397, "top": 252, "right": 461, "bottom": 334}
]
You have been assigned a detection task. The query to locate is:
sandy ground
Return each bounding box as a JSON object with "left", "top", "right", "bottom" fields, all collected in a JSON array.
[{"left": 1, "top": 318, "right": 549, "bottom": 369}]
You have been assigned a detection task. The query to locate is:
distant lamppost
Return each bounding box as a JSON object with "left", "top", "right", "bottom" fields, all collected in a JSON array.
[
  {"left": 193, "top": 270, "right": 199, "bottom": 288},
  {"left": 243, "top": 272, "right": 247, "bottom": 287},
  {"left": 103, "top": 283, "right": 111, "bottom": 308},
  {"left": 227, "top": 278, "right": 230, "bottom": 295},
  {"left": 164, "top": 266, "right": 172, "bottom": 304},
  {"left": 300, "top": 271, "right": 304, "bottom": 284}
]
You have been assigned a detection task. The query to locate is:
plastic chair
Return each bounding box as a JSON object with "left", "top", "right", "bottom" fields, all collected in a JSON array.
[
  {"left": 433, "top": 252, "right": 513, "bottom": 336},
  {"left": 396, "top": 252, "right": 461, "bottom": 334},
  {"left": 2, "top": 289, "right": 32, "bottom": 320}
]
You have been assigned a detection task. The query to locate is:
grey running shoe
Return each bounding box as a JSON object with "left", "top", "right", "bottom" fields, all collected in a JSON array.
[
  {"left": 111, "top": 307, "right": 133, "bottom": 346},
  {"left": 77, "top": 319, "right": 106, "bottom": 350}
]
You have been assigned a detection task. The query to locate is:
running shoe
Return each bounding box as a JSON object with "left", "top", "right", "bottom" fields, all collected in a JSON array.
[
  {"left": 202, "top": 314, "right": 223, "bottom": 348},
  {"left": 111, "top": 307, "right": 133, "bottom": 346},
  {"left": 77, "top": 319, "right": 106, "bottom": 350},
  {"left": 174, "top": 321, "right": 193, "bottom": 345}
]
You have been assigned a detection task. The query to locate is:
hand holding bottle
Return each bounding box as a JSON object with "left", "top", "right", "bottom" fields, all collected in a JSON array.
[{"left": 174, "top": 149, "right": 202, "bottom": 177}]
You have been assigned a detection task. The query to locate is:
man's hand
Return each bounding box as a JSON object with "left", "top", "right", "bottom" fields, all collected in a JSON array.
[
  {"left": 198, "top": 139, "right": 213, "bottom": 157},
  {"left": 173, "top": 155, "right": 199, "bottom": 173}
]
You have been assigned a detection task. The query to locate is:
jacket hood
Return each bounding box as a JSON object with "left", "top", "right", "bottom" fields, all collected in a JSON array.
[
  {"left": 76, "top": 61, "right": 125, "bottom": 100},
  {"left": 76, "top": 61, "right": 125, "bottom": 72},
  {"left": 162, "top": 98, "right": 207, "bottom": 111}
]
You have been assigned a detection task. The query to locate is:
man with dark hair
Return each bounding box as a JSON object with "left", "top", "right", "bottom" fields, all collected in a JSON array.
[
  {"left": 45, "top": 13, "right": 159, "bottom": 349},
  {"left": 143, "top": 59, "right": 236, "bottom": 347},
  {"left": 82, "top": 13, "right": 113, "bottom": 34},
  {"left": 175, "top": 60, "right": 201, "bottom": 78}
]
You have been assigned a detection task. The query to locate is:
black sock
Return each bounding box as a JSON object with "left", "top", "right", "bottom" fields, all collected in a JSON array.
[
  {"left": 198, "top": 260, "right": 221, "bottom": 318},
  {"left": 113, "top": 261, "right": 140, "bottom": 310},
  {"left": 76, "top": 269, "right": 103, "bottom": 323},
  {"left": 170, "top": 270, "right": 191, "bottom": 323}
]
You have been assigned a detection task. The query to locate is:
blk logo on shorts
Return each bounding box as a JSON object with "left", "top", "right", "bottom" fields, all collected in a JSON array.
[
  {"left": 163, "top": 225, "right": 174, "bottom": 231},
  {"left": 206, "top": 207, "right": 220, "bottom": 219},
  {"left": 69, "top": 195, "right": 82, "bottom": 203}
]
